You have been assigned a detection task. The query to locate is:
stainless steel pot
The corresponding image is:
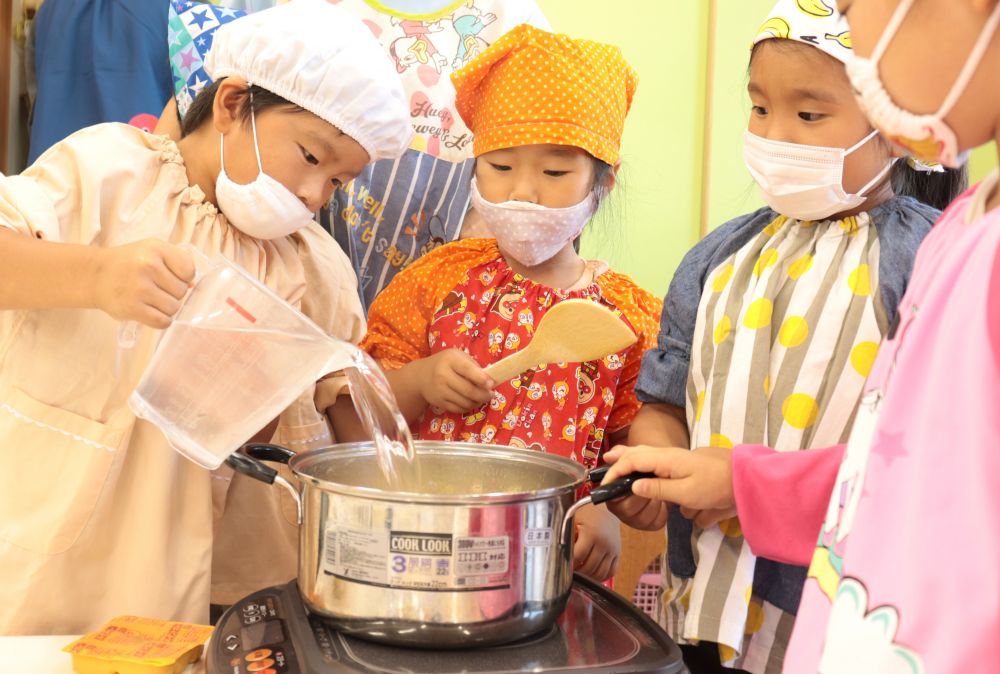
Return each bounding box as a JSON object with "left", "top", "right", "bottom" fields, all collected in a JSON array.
[{"left": 226, "top": 441, "right": 647, "bottom": 648}]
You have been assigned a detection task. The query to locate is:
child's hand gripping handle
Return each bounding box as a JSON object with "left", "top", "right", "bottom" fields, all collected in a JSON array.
[
  {"left": 588, "top": 472, "right": 659, "bottom": 505},
  {"left": 560, "top": 469, "right": 657, "bottom": 543},
  {"left": 116, "top": 244, "right": 213, "bottom": 348}
]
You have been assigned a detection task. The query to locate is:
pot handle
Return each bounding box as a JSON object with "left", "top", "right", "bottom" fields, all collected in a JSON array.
[
  {"left": 226, "top": 443, "right": 303, "bottom": 524},
  {"left": 561, "top": 471, "right": 658, "bottom": 543},
  {"left": 243, "top": 443, "right": 297, "bottom": 466},
  {"left": 588, "top": 471, "right": 657, "bottom": 506},
  {"left": 586, "top": 464, "right": 611, "bottom": 485}
]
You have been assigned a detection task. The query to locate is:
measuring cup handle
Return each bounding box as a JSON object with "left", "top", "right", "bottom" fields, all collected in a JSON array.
[
  {"left": 180, "top": 243, "right": 216, "bottom": 280},
  {"left": 588, "top": 472, "right": 658, "bottom": 506},
  {"left": 116, "top": 246, "right": 212, "bottom": 350},
  {"left": 117, "top": 321, "right": 140, "bottom": 348}
]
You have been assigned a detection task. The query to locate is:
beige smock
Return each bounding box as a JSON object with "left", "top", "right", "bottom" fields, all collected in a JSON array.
[
  {"left": 210, "top": 227, "right": 366, "bottom": 606},
  {"left": 0, "top": 123, "right": 364, "bottom": 634}
]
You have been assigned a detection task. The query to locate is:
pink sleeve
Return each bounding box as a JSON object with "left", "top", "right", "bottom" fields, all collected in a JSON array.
[
  {"left": 989, "top": 245, "right": 1000, "bottom": 368},
  {"left": 732, "top": 444, "right": 846, "bottom": 567}
]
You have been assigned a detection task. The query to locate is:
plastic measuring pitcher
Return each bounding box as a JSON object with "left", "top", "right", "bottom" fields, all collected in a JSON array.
[{"left": 128, "top": 250, "right": 355, "bottom": 469}]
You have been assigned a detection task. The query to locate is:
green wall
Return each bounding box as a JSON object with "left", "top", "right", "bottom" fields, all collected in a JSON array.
[
  {"left": 701, "top": 0, "right": 772, "bottom": 231},
  {"left": 539, "top": 0, "right": 772, "bottom": 299},
  {"left": 539, "top": 0, "right": 710, "bottom": 298},
  {"left": 540, "top": 0, "right": 997, "bottom": 299}
]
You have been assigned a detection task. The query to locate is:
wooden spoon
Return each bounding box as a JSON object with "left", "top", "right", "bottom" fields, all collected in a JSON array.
[{"left": 484, "top": 299, "right": 638, "bottom": 383}]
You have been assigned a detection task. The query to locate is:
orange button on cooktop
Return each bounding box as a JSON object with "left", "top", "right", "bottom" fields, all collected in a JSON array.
[{"left": 246, "top": 648, "right": 273, "bottom": 662}]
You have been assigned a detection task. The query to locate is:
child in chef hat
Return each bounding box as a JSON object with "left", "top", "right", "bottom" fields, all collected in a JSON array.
[{"left": 0, "top": 0, "right": 412, "bottom": 634}]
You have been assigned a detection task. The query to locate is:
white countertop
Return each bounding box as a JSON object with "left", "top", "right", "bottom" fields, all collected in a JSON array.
[{"left": 0, "top": 636, "right": 207, "bottom": 673}]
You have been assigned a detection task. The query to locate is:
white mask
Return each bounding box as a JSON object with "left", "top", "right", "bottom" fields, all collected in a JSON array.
[
  {"left": 470, "top": 178, "right": 596, "bottom": 267},
  {"left": 845, "top": 0, "right": 1000, "bottom": 168},
  {"left": 215, "top": 105, "right": 315, "bottom": 240},
  {"left": 743, "top": 129, "right": 894, "bottom": 222}
]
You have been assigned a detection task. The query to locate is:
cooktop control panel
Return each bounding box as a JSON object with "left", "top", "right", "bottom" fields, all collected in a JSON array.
[{"left": 212, "top": 591, "right": 297, "bottom": 674}]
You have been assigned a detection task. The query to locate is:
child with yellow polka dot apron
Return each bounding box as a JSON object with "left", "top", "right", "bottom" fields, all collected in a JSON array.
[{"left": 623, "top": 2, "right": 966, "bottom": 673}]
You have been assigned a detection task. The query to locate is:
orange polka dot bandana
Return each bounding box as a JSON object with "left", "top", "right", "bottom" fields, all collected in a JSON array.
[{"left": 451, "top": 24, "right": 638, "bottom": 165}]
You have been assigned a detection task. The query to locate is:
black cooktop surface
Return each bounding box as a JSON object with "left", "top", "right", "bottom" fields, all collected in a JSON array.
[{"left": 208, "top": 575, "right": 686, "bottom": 674}]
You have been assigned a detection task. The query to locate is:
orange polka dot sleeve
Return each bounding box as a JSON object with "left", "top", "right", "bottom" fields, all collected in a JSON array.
[
  {"left": 597, "top": 272, "right": 664, "bottom": 435},
  {"left": 360, "top": 239, "right": 502, "bottom": 370}
]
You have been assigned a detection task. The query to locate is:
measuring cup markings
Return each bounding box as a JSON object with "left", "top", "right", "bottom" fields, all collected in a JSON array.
[
  {"left": 161, "top": 322, "right": 269, "bottom": 428},
  {"left": 225, "top": 296, "right": 257, "bottom": 323}
]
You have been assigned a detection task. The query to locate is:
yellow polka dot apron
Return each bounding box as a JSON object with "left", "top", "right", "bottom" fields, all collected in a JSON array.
[{"left": 667, "top": 214, "right": 886, "bottom": 659}]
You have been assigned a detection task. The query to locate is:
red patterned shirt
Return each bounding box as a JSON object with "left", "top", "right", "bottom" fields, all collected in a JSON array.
[{"left": 361, "top": 238, "right": 662, "bottom": 468}]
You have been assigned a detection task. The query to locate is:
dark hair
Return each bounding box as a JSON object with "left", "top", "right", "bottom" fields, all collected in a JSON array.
[
  {"left": 180, "top": 78, "right": 305, "bottom": 137},
  {"left": 592, "top": 158, "right": 615, "bottom": 205},
  {"left": 890, "top": 161, "right": 968, "bottom": 211},
  {"left": 577, "top": 156, "right": 624, "bottom": 254}
]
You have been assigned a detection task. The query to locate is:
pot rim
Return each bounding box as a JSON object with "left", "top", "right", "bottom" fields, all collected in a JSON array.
[{"left": 288, "top": 441, "right": 587, "bottom": 504}]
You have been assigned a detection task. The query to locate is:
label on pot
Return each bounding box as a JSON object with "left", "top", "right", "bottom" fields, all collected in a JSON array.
[
  {"left": 523, "top": 528, "right": 554, "bottom": 547},
  {"left": 389, "top": 532, "right": 452, "bottom": 556},
  {"left": 453, "top": 536, "right": 509, "bottom": 577},
  {"left": 386, "top": 532, "right": 456, "bottom": 590},
  {"left": 322, "top": 526, "right": 511, "bottom": 591},
  {"left": 324, "top": 527, "right": 390, "bottom": 585}
]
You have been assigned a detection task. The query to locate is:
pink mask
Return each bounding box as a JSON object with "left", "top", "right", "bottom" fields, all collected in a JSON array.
[
  {"left": 845, "top": 0, "right": 1000, "bottom": 168},
  {"left": 470, "top": 178, "right": 596, "bottom": 267}
]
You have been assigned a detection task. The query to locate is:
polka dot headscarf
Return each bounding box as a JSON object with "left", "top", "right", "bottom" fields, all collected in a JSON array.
[{"left": 451, "top": 24, "right": 638, "bottom": 165}]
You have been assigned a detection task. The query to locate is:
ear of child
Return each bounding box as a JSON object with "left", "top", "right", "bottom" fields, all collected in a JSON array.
[{"left": 210, "top": 77, "right": 250, "bottom": 136}]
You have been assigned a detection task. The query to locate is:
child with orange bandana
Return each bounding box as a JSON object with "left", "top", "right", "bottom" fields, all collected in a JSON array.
[{"left": 332, "top": 24, "right": 661, "bottom": 583}]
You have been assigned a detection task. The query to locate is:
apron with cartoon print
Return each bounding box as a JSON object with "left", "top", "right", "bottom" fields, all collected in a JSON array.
[{"left": 417, "top": 256, "right": 632, "bottom": 472}]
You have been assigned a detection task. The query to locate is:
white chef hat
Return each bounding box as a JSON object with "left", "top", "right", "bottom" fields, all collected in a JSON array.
[
  {"left": 753, "top": 0, "right": 853, "bottom": 65},
  {"left": 205, "top": 0, "right": 413, "bottom": 162}
]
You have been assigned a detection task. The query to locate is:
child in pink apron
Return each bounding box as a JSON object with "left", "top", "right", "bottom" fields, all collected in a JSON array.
[
  {"left": 622, "top": 1, "right": 963, "bottom": 670},
  {"left": 605, "top": 1, "right": 1000, "bottom": 671}
]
